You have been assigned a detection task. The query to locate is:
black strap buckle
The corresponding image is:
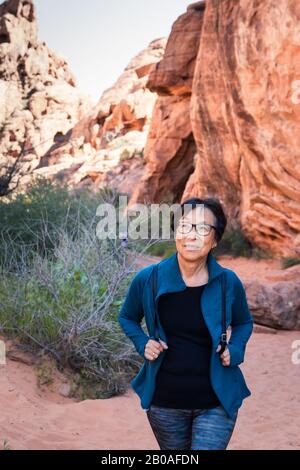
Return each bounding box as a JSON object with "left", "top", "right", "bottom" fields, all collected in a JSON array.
[
  {"left": 220, "top": 333, "right": 227, "bottom": 343},
  {"left": 218, "top": 272, "right": 227, "bottom": 356}
]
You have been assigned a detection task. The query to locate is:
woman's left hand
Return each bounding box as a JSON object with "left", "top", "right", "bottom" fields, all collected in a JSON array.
[{"left": 216, "top": 344, "right": 231, "bottom": 366}]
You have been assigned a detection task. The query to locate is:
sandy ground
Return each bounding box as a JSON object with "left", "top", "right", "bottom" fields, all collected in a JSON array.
[
  {"left": 1, "top": 329, "right": 300, "bottom": 450},
  {"left": 0, "top": 255, "right": 299, "bottom": 450}
]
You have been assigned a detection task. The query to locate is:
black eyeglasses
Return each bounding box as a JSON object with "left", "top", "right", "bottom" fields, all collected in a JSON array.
[{"left": 176, "top": 222, "right": 216, "bottom": 237}]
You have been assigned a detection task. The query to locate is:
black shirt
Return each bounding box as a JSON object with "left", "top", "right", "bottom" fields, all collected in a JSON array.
[{"left": 151, "top": 284, "right": 221, "bottom": 409}]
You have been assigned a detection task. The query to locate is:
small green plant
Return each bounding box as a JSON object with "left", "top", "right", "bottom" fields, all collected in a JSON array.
[
  {"left": 120, "top": 149, "right": 132, "bottom": 162},
  {"left": 251, "top": 246, "right": 271, "bottom": 260},
  {"left": 35, "top": 354, "right": 55, "bottom": 388},
  {"left": 135, "top": 150, "right": 144, "bottom": 159},
  {"left": 145, "top": 240, "right": 176, "bottom": 259},
  {"left": 161, "top": 190, "right": 175, "bottom": 205},
  {"left": 69, "top": 368, "right": 128, "bottom": 401},
  {"left": 281, "top": 257, "right": 300, "bottom": 269},
  {"left": 214, "top": 224, "right": 253, "bottom": 258}
]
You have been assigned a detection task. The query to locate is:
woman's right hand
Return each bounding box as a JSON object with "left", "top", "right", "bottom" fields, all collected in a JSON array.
[{"left": 144, "top": 338, "right": 168, "bottom": 361}]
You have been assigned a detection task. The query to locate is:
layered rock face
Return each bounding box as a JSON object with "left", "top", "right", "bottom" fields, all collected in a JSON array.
[
  {"left": 0, "top": 0, "right": 166, "bottom": 196},
  {"left": 187, "top": 0, "right": 300, "bottom": 259},
  {"left": 37, "top": 37, "right": 167, "bottom": 194},
  {"left": 129, "top": 1, "right": 205, "bottom": 206},
  {"left": 0, "top": 0, "right": 91, "bottom": 186},
  {"left": 130, "top": 0, "right": 300, "bottom": 260},
  {"left": 1, "top": 0, "right": 299, "bottom": 260}
]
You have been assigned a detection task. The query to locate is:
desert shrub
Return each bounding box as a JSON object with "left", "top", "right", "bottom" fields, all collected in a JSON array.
[
  {"left": 212, "top": 224, "right": 271, "bottom": 259},
  {"left": 0, "top": 182, "right": 155, "bottom": 398},
  {"left": 0, "top": 176, "right": 119, "bottom": 266},
  {"left": 145, "top": 240, "right": 176, "bottom": 259}
]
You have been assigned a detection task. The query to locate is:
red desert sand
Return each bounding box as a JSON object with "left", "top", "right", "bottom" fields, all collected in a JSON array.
[{"left": 0, "top": 256, "right": 299, "bottom": 450}]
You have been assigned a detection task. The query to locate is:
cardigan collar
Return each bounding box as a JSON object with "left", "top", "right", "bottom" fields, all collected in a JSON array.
[{"left": 155, "top": 250, "right": 224, "bottom": 301}]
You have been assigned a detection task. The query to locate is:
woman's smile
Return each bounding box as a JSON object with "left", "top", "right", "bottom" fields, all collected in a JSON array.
[{"left": 183, "top": 243, "right": 201, "bottom": 250}]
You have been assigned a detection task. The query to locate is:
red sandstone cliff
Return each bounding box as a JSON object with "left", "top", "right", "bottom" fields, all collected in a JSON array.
[
  {"left": 130, "top": 0, "right": 300, "bottom": 259},
  {"left": 1, "top": 0, "right": 300, "bottom": 259}
]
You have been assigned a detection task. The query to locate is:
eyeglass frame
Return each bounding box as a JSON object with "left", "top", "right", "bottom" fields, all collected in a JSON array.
[{"left": 175, "top": 221, "right": 217, "bottom": 237}]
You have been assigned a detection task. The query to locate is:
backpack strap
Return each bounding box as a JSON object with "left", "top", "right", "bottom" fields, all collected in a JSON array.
[
  {"left": 218, "top": 271, "right": 227, "bottom": 355},
  {"left": 151, "top": 264, "right": 160, "bottom": 340}
]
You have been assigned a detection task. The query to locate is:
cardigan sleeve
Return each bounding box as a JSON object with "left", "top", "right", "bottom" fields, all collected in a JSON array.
[
  {"left": 227, "top": 273, "right": 253, "bottom": 367},
  {"left": 118, "top": 269, "right": 151, "bottom": 359}
]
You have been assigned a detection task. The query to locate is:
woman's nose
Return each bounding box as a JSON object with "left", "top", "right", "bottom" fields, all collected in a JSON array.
[{"left": 185, "top": 230, "right": 197, "bottom": 240}]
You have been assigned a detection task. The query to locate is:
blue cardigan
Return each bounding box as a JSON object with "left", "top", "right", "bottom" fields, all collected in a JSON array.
[{"left": 118, "top": 251, "right": 253, "bottom": 419}]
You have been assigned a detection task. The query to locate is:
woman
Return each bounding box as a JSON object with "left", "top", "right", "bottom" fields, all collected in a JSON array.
[{"left": 119, "top": 197, "right": 253, "bottom": 450}]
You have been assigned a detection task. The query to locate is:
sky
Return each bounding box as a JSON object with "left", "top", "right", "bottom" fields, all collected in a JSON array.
[{"left": 34, "top": 0, "right": 194, "bottom": 103}]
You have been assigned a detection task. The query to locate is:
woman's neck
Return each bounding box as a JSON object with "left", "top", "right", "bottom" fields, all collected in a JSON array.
[{"left": 177, "top": 252, "right": 209, "bottom": 286}]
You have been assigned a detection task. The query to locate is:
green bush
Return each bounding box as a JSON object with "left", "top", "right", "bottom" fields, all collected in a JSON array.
[
  {"left": 213, "top": 225, "right": 252, "bottom": 258},
  {"left": 0, "top": 176, "right": 120, "bottom": 267},
  {"left": 145, "top": 240, "right": 176, "bottom": 259},
  {"left": 0, "top": 225, "right": 148, "bottom": 397},
  {"left": 213, "top": 224, "right": 271, "bottom": 259},
  {"left": 0, "top": 180, "right": 155, "bottom": 398}
]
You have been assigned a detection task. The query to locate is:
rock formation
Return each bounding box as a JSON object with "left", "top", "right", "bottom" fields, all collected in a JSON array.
[
  {"left": 247, "top": 269, "right": 300, "bottom": 330},
  {"left": 1, "top": 0, "right": 300, "bottom": 260},
  {"left": 222, "top": 256, "right": 300, "bottom": 330},
  {"left": 130, "top": 0, "right": 300, "bottom": 260},
  {"left": 128, "top": 1, "right": 205, "bottom": 205},
  {"left": 0, "top": 0, "right": 91, "bottom": 188},
  {"left": 35, "top": 37, "right": 167, "bottom": 194},
  {"left": 187, "top": 0, "right": 300, "bottom": 259}
]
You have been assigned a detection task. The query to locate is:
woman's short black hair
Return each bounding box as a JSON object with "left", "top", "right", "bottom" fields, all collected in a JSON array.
[{"left": 171, "top": 196, "right": 227, "bottom": 244}]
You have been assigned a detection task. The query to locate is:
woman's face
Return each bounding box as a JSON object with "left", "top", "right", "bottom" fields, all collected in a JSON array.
[{"left": 175, "top": 206, "right": 217, "bottom": 261}]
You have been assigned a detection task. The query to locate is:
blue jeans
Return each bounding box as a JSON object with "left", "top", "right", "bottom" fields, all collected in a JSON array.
[{"left": 146, "top": 404, "right": 238, "bottom": 450}]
